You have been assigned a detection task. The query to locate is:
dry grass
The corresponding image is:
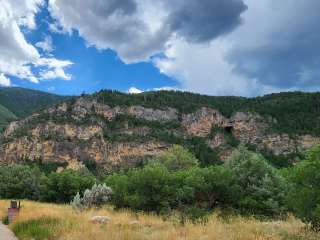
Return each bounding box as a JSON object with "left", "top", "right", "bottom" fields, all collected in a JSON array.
[{"left": 0, "top": 200, "right": 319, "bottom": 240}]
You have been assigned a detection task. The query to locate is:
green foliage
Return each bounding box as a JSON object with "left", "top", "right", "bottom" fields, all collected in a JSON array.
[
  {"left": 93, "top": 90, "right": 320, "bottom": 136},
  {"left": 106, "top": 164, "right": 237, "bottom": 217},
  {"left": 81, "top": 183, "right": 112, "bottom": 208},
  {"left": 178, "top": 166, "right": 238, "bottom": 210},
  {"left": 227, "top": 146, "right": 287, "bottom": 217},
  {"left": 285, "top": 145, "right": 320, "bottom": 230},
  {"left": 12, "top": 217, "right": 61, "bottom": 240},
  {"left": 42, "top": 170, "right": 96, "bottom": 203},
  {"left": 0, "top": 104, "right": 16, "bottom": 131},
  {"left": 70, "top": 192, "right": 83, "bottom": 211},
  {"left": 0, "top": 165, "right": 46, "bottom": 200},
  {"left": 22, "top": 158, "right": 68, "bottom": 174},
  {"left": 106, "top": 164, "right": 175, "bottom": 213},
  {"left": 2, "top": 215, "right": 9, "bottom": 225},
  {"left": 0, "top": 87, "right": 66, "bottom": 118},
  {"left": 150, "top": 145, "right": 199, "bottom": 171}
]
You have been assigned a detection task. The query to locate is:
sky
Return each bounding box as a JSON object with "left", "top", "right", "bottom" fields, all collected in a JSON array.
[{"left": 0, "top": 0, "right": 320, "bottom": 96}]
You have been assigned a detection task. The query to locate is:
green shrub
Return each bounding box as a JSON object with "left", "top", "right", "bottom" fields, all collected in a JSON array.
[
  {"left": 42, "top": 170, "right": 96, "bottom": 203},
  {"left": 227, "top": 146, "right": 287, "bottom": 217},
  {"left": 2, "top": 215, "right": 9, "bottom": 225},
  {"left": 106, "top": 164, "right": 175, "bottom": 213},
  {"left": 285, "top": 145, "right": 320, "bottom": 230},
  {"left": 185, "top": 207, "right": 209, "bottom": 224},
  {"left": 71, "top": 183, "right": 113, "bottom": 210},
  {"left": 12, "top": 217, "right": 61, "bottom": 240},
  {"left": 149, "top": 145, "right": 199, "bottom": 171},
  {"left": 106, "top": 164, "right": 237, "bottom": 217},
  {"left": 0, "top": 165, "right": 46, "bottom": 200}
]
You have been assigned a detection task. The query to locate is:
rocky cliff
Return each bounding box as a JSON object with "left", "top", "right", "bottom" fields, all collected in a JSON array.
[{"left": 0, "top": 94, "right": 319, "bottom": 171}]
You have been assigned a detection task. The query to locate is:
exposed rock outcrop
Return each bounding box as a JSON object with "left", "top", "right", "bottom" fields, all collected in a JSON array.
[
  {"left": 1, "top": 97, "right": 320, "bottom": 168},
  {"left": 182, "top": 107, "right": 229, "bottom": 137}
]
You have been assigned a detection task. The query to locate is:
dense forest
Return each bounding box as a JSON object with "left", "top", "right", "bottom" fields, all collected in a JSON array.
[{"left": 0, "top": 87, "right": 66, "bottom": 131}]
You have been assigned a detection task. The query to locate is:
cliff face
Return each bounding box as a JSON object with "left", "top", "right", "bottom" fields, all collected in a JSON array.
[{"left": 0, "top": 96, "right": 319, "bottom": 171}]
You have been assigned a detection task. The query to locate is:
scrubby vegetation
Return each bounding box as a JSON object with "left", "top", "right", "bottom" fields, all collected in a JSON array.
[{"left": 93, "top": 90, "right": 320, "bottom": 135}]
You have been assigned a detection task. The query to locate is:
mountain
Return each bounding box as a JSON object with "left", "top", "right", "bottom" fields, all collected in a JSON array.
[
  {"left": 0, "top": 104, "right": 17, "bottom": 131},
  {"left": 0, "top": 87, "right": 66, "bottom": 130},
  {"left": 1, "top": 90, "right": 320, "bottom": 173}
]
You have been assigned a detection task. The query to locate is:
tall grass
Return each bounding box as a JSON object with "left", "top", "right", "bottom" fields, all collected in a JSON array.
[
  {"left": 12, "top": 217, "right": 61, "bottom": 240},
  {"left": 0, "top": 200, "right": 319, "bottom": 240}
]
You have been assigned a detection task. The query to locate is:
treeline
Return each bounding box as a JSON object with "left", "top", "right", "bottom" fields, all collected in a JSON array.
[
  {"left": 1, "top": 145, "right": 320, "bottom": 229},
  {"left": 92, "top": 90, "right": 320, "bottom": 135}
]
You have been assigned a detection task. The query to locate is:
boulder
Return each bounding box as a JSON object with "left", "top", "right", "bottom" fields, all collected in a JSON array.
[{"left": 91, "top": 216, "right": 111, "bottom": 224}]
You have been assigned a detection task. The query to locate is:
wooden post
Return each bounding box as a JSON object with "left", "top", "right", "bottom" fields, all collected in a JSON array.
[{"left": 8, "top": 200, "right": 20, "bottom": 224}]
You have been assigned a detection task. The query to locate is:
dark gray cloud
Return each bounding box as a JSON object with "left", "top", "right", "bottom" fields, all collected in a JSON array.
[
  {"left": 168, "top": 0, "right": 248, "bottom": 42},
  {"left": 49, "top": 0, "right": 248, "bottom": 63},
  {"left": 228, "top": 0, "right": 320, "bottom": 90},
  {"left": 92, "top": 0, "right": 137, "bottom": 16}
]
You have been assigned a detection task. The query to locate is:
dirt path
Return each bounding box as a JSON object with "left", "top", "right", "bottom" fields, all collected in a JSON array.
[{"left": 0, "top": 222, "right": 17, "bottom": 240}]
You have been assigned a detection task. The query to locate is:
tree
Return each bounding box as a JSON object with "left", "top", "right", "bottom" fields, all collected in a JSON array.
[
  {"left": 106, "top": 164, "right": 175, "bottom": 213},
  {"left": 0, "top": 165, "right": 46, "bottom": 200},
  {"left": 227, "top": 146, "right": 286, "bottom": 217},
  {"left": 150, "top": 145, "right": 199, "bottom": 171},
  {"left": 181, "top": 166, "right": 238, "bottom": 210},
  {"left": 43, "top": 170, "right": 96, "bottom": 203},
  {"left": 286, "top": 145, "right": 320, "bottom": 230}
]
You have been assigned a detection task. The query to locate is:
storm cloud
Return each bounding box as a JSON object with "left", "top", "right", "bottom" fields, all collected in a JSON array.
[
  {"left": 167, "top": 0, "right": 248, "bottom": 43},
  {"left": 48, "top": 0, "right": 248, "bottom": 63},
  {"left": 228, "top": 0, "right": 320, "bottom": 90}
]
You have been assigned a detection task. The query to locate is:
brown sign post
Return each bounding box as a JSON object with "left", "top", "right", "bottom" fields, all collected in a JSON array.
[{"left": 8, "top": 200, "right": 20, "bottom": 224}]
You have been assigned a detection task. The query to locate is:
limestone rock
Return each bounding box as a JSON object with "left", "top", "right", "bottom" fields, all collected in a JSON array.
[
  {"left": 182, "top": 107, "right": 228, "bottom": 137},
  {"left": 91, "top": 216, "right": 111, "bottom": 224}
]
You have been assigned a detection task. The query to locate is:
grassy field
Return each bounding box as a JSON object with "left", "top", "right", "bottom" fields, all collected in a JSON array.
[{"left": 0, "top": 200, "right": 319, "bottom": 240}]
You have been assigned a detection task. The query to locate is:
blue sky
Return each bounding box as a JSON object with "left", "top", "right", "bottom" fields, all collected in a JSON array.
[
  {"left": 1, "top": 0, "right": 320, "bottom": 96},
  {"left": 9, "top": 3, "right": 177, "bottom": 95}
]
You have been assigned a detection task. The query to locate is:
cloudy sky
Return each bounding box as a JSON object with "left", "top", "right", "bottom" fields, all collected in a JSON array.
[{"left": 0, "top": 0, "right": 319, "bottom": 96}]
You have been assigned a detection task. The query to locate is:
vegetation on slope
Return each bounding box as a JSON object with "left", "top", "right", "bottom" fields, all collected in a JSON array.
[
  {"left": 0, "top": 104, "right": 16, "bottom": 131},
  {"left": 0, "top": 87, "right": 66, "bottom": 118},
  {"left": 93, "top": 90, "right": 320, "bottom": 135},
  {"left": 2, "top": 145, "right": 320, "bottom": 230}
]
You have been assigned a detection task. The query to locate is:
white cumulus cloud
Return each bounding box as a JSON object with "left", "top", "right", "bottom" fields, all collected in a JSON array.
[
  {"left": 0, "top": 73, "right": 11, "bottom": 86},
  {"left": 0, "top": 0, "right": 73, "bottom": 83},
  {"left": 128, "top": 87, "right": 143, "bottom": 94},
  {"left": 47, "top": 0, "right": 320, "bottom": 96}
]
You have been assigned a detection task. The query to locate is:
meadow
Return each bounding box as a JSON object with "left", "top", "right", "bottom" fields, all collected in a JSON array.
[{"left": 1, "top": 200, "right": 319, "bottom": 240}]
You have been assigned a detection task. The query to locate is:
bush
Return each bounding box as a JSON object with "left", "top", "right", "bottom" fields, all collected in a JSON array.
[
  {"left": 178, "top": 166, "right": 238, "bottom": 210},
  {"left": 285, "top": 145, "right": 320, "bottom": 230},
  {"left": 0, "top": 165, "right": 46, "bottom": 200},
  {"left": 82, "top": 183, "right": 112, "bottom": 208},
  {"left": 149, "top": 145, "right": 199, "bottom": 171},
  {"left": 70, "top": 192, "right": 83, "bottom": 211},
  {"left": 2, "top": 215, "right": 9, "bottom": 225},
  {"left": 106, "top": 164, "right": 237, "bottom": 217},
  {"left": 106, "top": 164, "right": 175, "bottom": 213},
  {"left": 42, "top": 170, "right": 96, "bottom": 203},
  {"left": 227, "top": 146, "right": 287, "bottom": 217}
]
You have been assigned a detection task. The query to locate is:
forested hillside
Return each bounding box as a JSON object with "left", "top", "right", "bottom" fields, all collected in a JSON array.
[
  {"left": 0, "top": 104, "right": 16, "bottom": 131},
  {"left": 0, "top": 87, "right": 66, "bottom": 130},
  {"left": 93, "top": 90, "right": 320, "bottom": 135}
]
